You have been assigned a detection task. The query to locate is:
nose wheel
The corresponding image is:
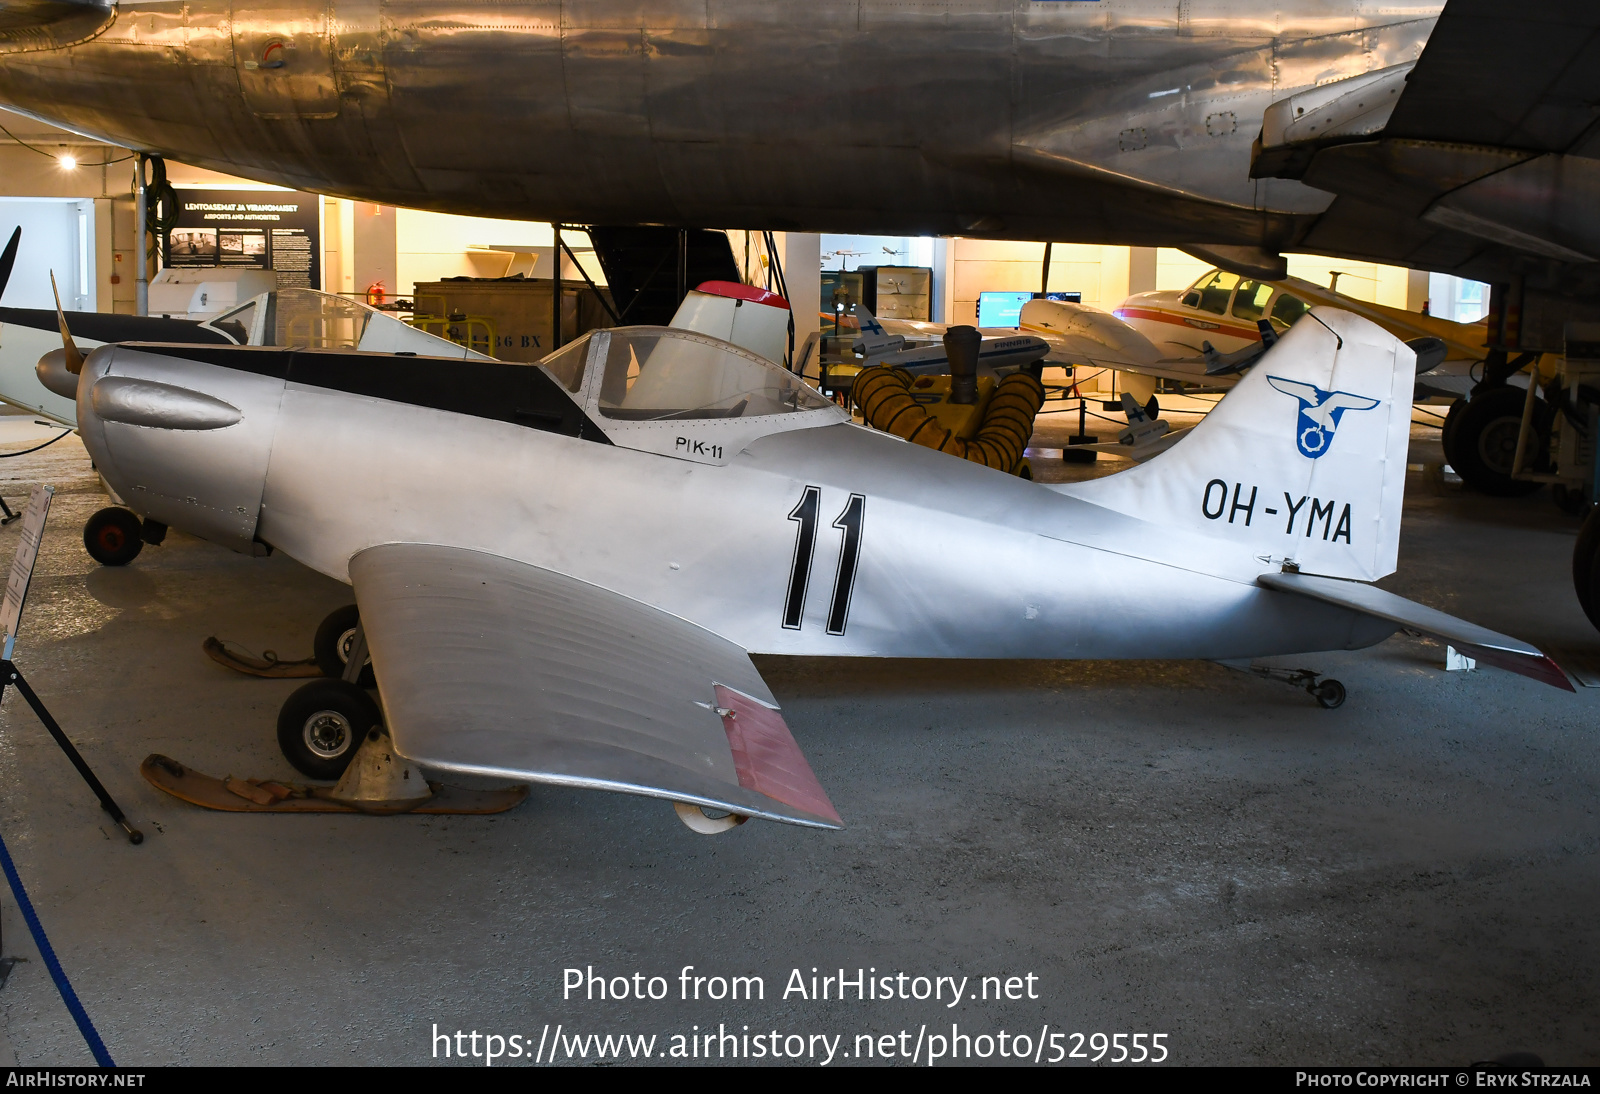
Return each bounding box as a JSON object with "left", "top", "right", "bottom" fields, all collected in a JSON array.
[
  {"left": 83, "top": 507, "right": 144, "bottom": 566},
  {"left": 83, "top": 507, "right": 168, "bottom": 566}
]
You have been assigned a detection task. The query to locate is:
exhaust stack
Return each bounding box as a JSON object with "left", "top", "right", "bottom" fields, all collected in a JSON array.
[{"left": 943, "top": 325, "right": 981, "bottom": 405}]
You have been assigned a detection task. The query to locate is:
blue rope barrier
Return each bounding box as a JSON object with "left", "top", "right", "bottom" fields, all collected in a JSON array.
[{"left": 0, "top": 828, "right": 113, "bottom": 1066}]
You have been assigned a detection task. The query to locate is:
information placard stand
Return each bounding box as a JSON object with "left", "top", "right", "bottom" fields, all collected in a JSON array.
[{"left": 0, "top": 486, "right": 141, "bottom": 844}]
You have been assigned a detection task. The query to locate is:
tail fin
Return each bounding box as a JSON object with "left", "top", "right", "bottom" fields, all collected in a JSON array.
[
  {"left": 850, "top": 305, "right": 904, "bottom": 354},
  {"left": 1059, "top": 308, "right": 1413, "bottom": 582}
]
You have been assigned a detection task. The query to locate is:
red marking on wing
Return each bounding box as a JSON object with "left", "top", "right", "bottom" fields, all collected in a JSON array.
[
  {"left": 695, "top": 281, "right": 790, "bottom": 310},
  {"left": 715, "top": 684, "right": 840, "bottom": 823},
  {"left": 1468, "top": 647, "right": 1577, "bottom": 692}
]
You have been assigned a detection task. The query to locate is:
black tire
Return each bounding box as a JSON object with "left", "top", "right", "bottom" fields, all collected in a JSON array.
[
  {"left": 1553, "top": 483, "right": 1593, "bottom": 518},
  {"left": 276, "top": 678, "right": 381, "bottom": 780},
  {"left": 1313, "top": 679, "right": 1346, "bottom": 710},
  {"left": 1573, "top": 506, "right": 1600, "bottom": 628},
  {"left": 1450, "top": 386, "right": 1551, "bottom": 497},
  {"left": 1440, "top": 396, "right": 1466, "bottom": 469},
  {"left": 83, "top": 507, "right": 144, "bottom": 566},
  {"left": 313, "top": 604, "right": 375, "bottom": 687}
]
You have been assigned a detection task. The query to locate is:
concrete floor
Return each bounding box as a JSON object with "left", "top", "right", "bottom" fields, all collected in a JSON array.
[{"left": 0, "top": 409, "right": 1592, "bottom": 1067}]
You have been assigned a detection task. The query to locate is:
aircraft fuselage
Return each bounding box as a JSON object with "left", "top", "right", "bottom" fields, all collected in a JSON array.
[
  {"left": 0, "top": 1, "right": 1436, "bottom": 243},
  {"left": 74, "top": 338, "right": 1393, "bottom": 664}
]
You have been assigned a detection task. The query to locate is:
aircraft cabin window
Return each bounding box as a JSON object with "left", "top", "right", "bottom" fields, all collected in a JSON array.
[
  {"left": 1191, "top": 270, "right": 1238, "bottom": 315},
  {"left": 201, "top": 299, "right": 258, "bottom": 345},
  {"left": 539, "top": 335, "right": 589, "bottom": 393},
  {"left": 1270, "top": 292, "right": 1310, "bottom": 329},
  {"left": 1231, "top": 281, "right": 1274, "bottom": 322},
  {"left": 273, "top": 288, "right": 372, "bottom": 350},
  {"left": 597, "top": 328, "right": 832, "bottom": 420}
]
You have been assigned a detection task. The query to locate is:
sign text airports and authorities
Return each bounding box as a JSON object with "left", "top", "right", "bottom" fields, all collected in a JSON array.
[
  {"left": 1, "top": 485, "right": 53, "bottom": 660},
  {"left": 1267, "top": 376, "right": 1382, "bottom": 460}
]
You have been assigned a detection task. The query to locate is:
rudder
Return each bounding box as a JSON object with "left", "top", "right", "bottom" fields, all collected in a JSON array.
[{"left": 1057, "top": 308, "right": 1413, "bottom": 582}]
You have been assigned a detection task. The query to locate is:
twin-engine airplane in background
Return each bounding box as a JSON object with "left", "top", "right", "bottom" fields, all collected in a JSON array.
[{"left": 35, "top": 301, "right": 1572, "bottom": 832}]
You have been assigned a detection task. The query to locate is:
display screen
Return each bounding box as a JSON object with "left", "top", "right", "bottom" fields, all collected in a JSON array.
[
  {"left": 977, "top": 291, "right": 1032, "bottom": 328},
  {"left": 976, "top": 290, "right": 1081, "bottom": 327}
]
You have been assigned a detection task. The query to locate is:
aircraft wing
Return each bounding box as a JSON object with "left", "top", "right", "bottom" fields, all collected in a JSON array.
[
  {"left": 1018, "top": 299, "right": 1221, "bottom": 385},
  {"left": 1257, "top": 571, "right": 1573, "bottom": 691},
  {"left": 349, "top": 543, "right": 842, "bottom": 828},
  {"left": 1254, "top": 1, "right": 1600, "bottom": 338}
]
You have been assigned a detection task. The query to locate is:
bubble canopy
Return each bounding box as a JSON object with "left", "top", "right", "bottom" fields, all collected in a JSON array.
[{"left": 543, "top": 327, "right": 833, "bottom": 421}]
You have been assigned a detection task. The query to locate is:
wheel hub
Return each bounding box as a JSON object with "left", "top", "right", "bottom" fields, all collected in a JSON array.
[
  {"left": 303, "top": 710, "right": 351, "bottom": 759},
  {"left": 1478, "top": 416, "right": 1524, "bottom": 475},
  {"left": 337, "top": 627, "right": 358, "bottom": 664}
]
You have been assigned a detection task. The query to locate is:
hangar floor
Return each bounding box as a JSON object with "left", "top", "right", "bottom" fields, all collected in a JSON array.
[{"left": 0, "top": 411, "right": 1591, "bottom": 1067}]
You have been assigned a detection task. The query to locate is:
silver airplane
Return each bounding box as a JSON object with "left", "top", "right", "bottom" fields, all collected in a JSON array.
[
  {"left": 0, "top": 2, "right": 1428, "bottom": 253},
  {"left": 41, "top": 304, "right": 1571, "bottom": 832}
]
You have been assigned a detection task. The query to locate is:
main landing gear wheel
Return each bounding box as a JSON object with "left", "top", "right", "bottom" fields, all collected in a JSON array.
[
  {"left": 1448, "top": 387, "right": 1551, "bottom": 497},
  {"left": 1574, "top": 505, "right": 1600, "bottom": 632},
  {"left": 277, "top": 678, "right": 382, "bottom": 780},
  {"left": 314, "top": 604, "right": 375, "bottom": 687},
  {"left": 1440, "top": 396, "right": 1467, "bottom": 469},
  {"left": 673, "top": 802, "right": 748, "bottom": 834},
  {"left": 83, "top": 507, "right": 143, "bottom": 566}
]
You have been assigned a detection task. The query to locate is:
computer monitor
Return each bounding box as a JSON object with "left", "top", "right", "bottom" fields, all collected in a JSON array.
[
  {"left": 977, "top": 289, "right": 1083, "bottom": 327},
  {"left": 977, "top": 290, "right": 1033, "bottom": 328}
]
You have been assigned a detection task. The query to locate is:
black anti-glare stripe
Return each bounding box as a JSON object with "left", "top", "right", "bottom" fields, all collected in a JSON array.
[
  {"left": 0, "top": 308, "right": 232, "bottom": 346},
  {"left": 116, "top": 343, "right": 609, "bottom": 443}
]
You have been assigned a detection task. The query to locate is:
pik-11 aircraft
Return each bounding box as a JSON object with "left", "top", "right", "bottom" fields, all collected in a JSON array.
[{"left": 39, "top": 301, "right": 1570, "bottom": 832}]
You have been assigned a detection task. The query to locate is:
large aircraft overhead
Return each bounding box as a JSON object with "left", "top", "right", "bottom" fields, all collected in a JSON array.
[
  {"left": 0, "top": 3, "right": 1431, "bottom": 248},
  {"left": 5, "top": 3, "right": 1596, "bottom": 344}
]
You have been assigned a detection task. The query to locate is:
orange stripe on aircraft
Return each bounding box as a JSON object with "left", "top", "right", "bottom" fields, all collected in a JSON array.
[{"left": 1114, "top": 306, "right": 1262, "bottom": 342}]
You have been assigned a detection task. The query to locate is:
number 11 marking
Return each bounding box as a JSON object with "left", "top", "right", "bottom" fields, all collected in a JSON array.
[{"left": 782, "top": 487, "right": 866, "bottom": 635}]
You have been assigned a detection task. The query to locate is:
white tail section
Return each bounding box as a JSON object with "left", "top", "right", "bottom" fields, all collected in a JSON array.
[{"left": 1059, "top": 308, "right": 1413, "bottom": 582}]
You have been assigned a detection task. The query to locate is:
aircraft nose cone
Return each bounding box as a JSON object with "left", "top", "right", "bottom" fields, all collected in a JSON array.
[{"left": 36, "top": 347, "right": 79, "bottom": 399}]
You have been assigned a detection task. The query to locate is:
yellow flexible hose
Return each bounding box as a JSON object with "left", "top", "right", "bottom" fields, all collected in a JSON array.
[{"left": 853, "top": 365, "right": 1045, "bottom": 472}]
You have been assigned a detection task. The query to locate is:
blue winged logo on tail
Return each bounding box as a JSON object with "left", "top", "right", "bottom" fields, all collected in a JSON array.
[{"left": 1267, "top": 376, "right": 1381, "bottom": 459}]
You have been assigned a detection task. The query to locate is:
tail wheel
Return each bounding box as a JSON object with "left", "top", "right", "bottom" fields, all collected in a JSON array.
[
  {"left": 1312, "top": 679, "right": 1346, "bottom": 709},
  {"left": 1450, "top": 386, "right": 1550, "bottom": 497},
  {"left": 83, "top": 507, "right": 144, "bottom": 566}
]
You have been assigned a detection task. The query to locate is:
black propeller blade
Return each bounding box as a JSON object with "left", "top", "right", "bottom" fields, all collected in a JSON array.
[{"left": 0, "top": 226, "right": 18, "bottom": 302}]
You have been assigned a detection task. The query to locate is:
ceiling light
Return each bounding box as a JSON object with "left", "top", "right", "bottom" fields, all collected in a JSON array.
[{"left": 57, "top": 151, "right": 77, "bottom": 170}]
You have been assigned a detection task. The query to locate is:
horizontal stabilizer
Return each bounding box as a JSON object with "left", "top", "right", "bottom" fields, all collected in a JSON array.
[{"left": 1258, "top": 570, "right": 1574, "bottom": 691}]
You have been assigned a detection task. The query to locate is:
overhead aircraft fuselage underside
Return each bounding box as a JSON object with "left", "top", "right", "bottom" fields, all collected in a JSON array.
[{"left": 0, "top": 1, "right": 1434, "bottom": 246}]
